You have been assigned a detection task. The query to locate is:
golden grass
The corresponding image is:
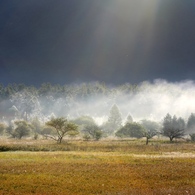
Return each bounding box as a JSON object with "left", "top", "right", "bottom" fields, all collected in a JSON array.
[
  {"left": 1, "top": 138, "right": 195, "bottom": 153},
  {"left": 0, "top": 139, "right": 195, "bottom": 194},
  {"left": 0, "top": 150, "right": 195, "bottom": 195}
]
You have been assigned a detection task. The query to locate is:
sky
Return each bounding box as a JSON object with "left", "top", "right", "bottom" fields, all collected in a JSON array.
[{"left": 0, "top": 0, "right": 195, "bottom": 86}]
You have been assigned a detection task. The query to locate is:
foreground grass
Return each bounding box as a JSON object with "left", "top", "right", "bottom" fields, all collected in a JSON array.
[
  {"left": 0, "top": 150, "right": 195, "bottom": 195},
  {"left": 1, "top": 138, "right": 195, "bottom": 153},
  {"left": 0, "top": 139, "right": 195, "bottom": 194}
]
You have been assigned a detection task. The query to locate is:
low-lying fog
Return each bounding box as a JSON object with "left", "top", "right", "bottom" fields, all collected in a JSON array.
[{"left": 1, "top": 79, "right": 195, "bottom": 125}]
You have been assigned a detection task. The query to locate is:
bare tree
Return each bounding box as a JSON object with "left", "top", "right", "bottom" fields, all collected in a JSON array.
[
  {"left": 161, "top": 114, "right": 185, "bottom": 142},
  {"left": 187, "top": 113, "right": 195, "bottom": 133},
  {"left": 141, "top": 120, "right": 159, "bottom": 145}
]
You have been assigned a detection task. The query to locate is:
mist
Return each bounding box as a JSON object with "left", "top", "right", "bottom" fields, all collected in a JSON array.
[
  {"left": 65, "top": 79, "right": 195, "bottom": 124},
  {"left": 116, "top": 79, "right": 195, "bottom": 122},
  {"left": 0, "top": 79, "right": 195, "bottom": 125}
]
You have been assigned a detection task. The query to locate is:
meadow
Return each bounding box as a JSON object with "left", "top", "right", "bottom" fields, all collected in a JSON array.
[{"left": 0, "top": 139, "right": 195, "bottom": 195}]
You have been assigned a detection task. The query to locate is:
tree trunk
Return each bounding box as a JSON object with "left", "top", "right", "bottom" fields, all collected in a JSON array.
[
  {"left": 146, "top": 137, "right": 149, "bottom": 145},
  {"left": 58, "top": 136, "right": 63, "bottom": 144},
  {"left": 170, "top": 137, "right": 173, "bottom": 142}
]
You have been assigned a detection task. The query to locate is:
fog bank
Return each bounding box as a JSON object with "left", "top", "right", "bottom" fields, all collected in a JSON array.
[{"left": 1, "top": 79, "right": 195, "bottom": 125}]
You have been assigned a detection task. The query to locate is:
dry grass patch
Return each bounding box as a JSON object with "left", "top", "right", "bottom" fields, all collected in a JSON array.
[
  {"left": 0, "top": 151, "right": 195, "bottom": 195},
  {"left": 1, "top": 138, "right": 195, "bottom": 154}
]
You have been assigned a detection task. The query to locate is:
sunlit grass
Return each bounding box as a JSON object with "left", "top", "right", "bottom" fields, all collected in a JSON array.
[
  {"left": 0, "top": 137, "right": 194, "bottom": 153},
  {"left": 0, "top": 151, "right": 195, "bottom": 194},
  {"left": 0, "top": 139, "right": 195, "bottom": 194}
]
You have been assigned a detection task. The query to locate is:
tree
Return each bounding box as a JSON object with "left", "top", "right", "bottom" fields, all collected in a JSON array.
[
  {"left": 125, "top": 114, "right": 133, "bottom": 124},
  {"left": 14, "top": 120, "right": 32, "bottom": 139},
  {"left": 115, "top": 122, "right": 144, "bottom": 139},
  {"left": 161, "top": 113, "right": 185, "bottom": 142},
  {"left": 10, "top": 89, "right": 41, "bottom": 121},
  {"left": 6, "top": 124, "right": 16, "bottom": 138},
  {"left": 31, "top": 117, "right": 43, "bottom": 139},
  {"left": 104, "top": 104, "right": 122, "bottom": 135},
  {"left": 41, "top": 126, "right": 55, "bottom": 139},
  {"left": 0, "top": 123, "right": 6, "bottom": 135},
  {"left": 187, "top": 113, "right": 195, "bottom": 133},
  {"left": 189, "top": 133, "right": 195, "bottom": 142},
  {"left": 141, "top": 120, "right": 159, "bottom": 145},
  {"left": 83, "top": 124, "right": 102, "bottom": 141},
  {"left": 46, "top": 117, "right": 78, "bottom": 143},
  {"left": 73, "top": 116, "right": 96, "bottom": 126}
]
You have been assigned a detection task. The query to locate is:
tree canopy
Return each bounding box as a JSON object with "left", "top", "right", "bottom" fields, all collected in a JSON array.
[
  {"left": 141, "top": 120, "right": 159, "bottom": 145},
  {"left": 187, "top": 113, "right": 195, "bottom": 133},
  {"left": 161, "top": 113, "right": 185, "bottom": 142},
  {"left": 104, "top": 104, "right": 122, "bottom": 135},
  {"left": 46, "top": 117, "right": 78, "bottom": 143},
  {"left": 115, "top": 122, "right": 144, "bottom": 139}
]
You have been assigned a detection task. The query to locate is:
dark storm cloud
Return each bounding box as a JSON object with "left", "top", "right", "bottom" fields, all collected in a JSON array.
[{"left": 0, "top": 0, "right": 195, "bottom": 86}]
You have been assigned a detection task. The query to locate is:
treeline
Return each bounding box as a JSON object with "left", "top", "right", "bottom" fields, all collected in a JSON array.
[
  {"left": 0, "top": 104, "right": 195, "bottom": 144},
  {"left": 0, "top": 82, "right": 138, "bottom": 100},
  {"left": 0, "top": 82, "right": 195, "bottom": 144},
  {"left": 0, "top": 82, "right": 138, "bottom": 122}
]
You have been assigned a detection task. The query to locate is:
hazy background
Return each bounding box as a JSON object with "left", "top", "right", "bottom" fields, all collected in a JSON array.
[{"left": 0, "top": 80, "right": 195, "bottom": 126}]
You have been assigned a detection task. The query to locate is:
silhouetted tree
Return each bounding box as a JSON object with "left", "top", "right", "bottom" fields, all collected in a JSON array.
[
  {"left": 187, "top": 113, "right": 195, "bottom": 133},
  {"left": 161, "top": 113, "right": 185, "bottom": 142},
  {"left": 141, "top": 120, "right": 159, "bottom": 145},
  {"left": 189, "top": 133, "right": 195, "bottom": 142}
]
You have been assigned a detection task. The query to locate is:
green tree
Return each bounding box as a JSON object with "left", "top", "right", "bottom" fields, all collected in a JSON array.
[
  {"left": 83, "top": 124, "right": 102, "bottom": 141},
  {"left": 115, "top": 122, "right": 144, "bottom": 139},
  {"left": 46, "top": 117, "right": 78, "bottom": 143},
  {"left": 161, "top": 113, "right": 185, "bottom": 142},
  {"left": 14, "top": 120, "right": 32, "bottom": 139},
  {"left": 141, "top": 120, "right": 159, "bottom": 145}
]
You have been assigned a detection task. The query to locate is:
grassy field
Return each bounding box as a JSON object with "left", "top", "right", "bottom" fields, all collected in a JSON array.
[{"left": 0, "top": 139, "right": 195, "bottom": 195}]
